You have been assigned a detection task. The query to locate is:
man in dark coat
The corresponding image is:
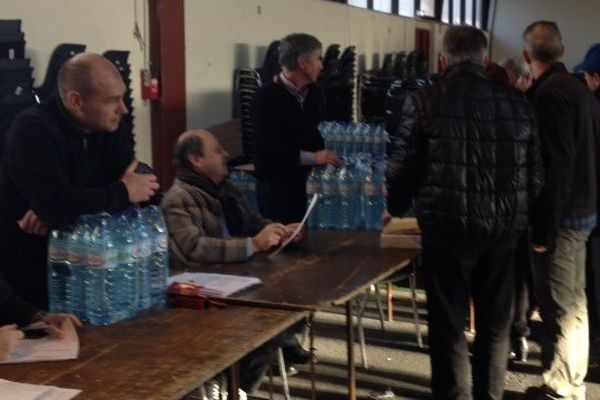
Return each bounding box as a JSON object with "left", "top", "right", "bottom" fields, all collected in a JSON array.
[
  {"left": 386, "top": 26, "right": 543, "bottom": 399},
  {"left": 523, "top": 22, "right": 600, "bottom": 400},
  {"left": 252, "top": 32, "right": 341, "bottom": 224},
  {"left": 0, "top": 53, "right": 159, "bottom": 312}
]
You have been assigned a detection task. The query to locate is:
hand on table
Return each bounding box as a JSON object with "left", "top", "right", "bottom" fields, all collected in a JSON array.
[
  {"left": 284, "top": 223, "right": 305, "bottom": 242},
  {"left": 121, "top": 160, "right": 160, "bottom": 203},
  {"left": 315, "top": 150, "right": 342, "bottom": 167},
  {"left": 253, "top": 223, "right": 287, "bottom": 252},
  {"left": 0, "top": 324, "right": 24, "bottom": 360},
  {"left": 40, "top": 313, "right": 82, "bottom": 339}
]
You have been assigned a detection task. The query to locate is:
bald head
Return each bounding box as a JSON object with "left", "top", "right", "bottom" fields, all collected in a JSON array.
[
  {"left": 57, "top": 52, "right": 123, "bottom": 100},
  {"left": 173, "top": 130, "right": 229, "bottom": 183},
  {"left": 523, "top": 21, "right": 564, "bottom": 64}
]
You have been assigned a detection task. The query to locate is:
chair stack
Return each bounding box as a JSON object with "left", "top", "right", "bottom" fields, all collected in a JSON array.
[
  {"left": 320, "top": 45, "right": 356, "bottom": 122},
  {"left": 103, "top": 50, "right": 135, "bottom": 136},
  {"left": 0, "top": 20, "right": 35, "bottom": 157},
  {"left": 35, "top": 43, "right": 86, "bottom": 102},
  {"left": 232, "top": 68, "right": 262, "bottom": 165}
]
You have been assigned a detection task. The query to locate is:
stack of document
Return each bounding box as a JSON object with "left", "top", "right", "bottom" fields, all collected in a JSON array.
[
  {"left": 0, "top": 379, "right": 80, "bottom": 400},
  {"left": 168, "top": 272, "right": 261, "bottom": 297}
]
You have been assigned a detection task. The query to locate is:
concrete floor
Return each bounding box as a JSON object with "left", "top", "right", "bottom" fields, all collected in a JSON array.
[{"left": 256, "top": 299, "right": 600, "bottom": 400}]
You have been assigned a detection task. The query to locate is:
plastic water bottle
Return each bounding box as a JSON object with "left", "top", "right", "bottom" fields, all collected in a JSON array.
[
  {"left": 338, "top": 166, "right": 360, "bottom": 230},
  {"left": 144, "top": 206, "right": 169, "bottom": 307},
  {"left": 332, "top": 123, "right": 344, "bottom": 156},
  {"left": 66, "top": 216, "right": 94, "bottom": 320},
  {"left": 306, "top": 168, "right": 321, "bottom": 228},
  {"left": 319, "top": 165, "right": 336, "bottom": 229},
  {"left": 85, "top": 215, "right": 115, "bottom": 325},
  {"left": 112, "top": 212, "right": 138, "bottom": 319},
  {"left": 47, "top": 226, "right": 73, "bottom": 313},
  {"left": 364, "top": 162, "right": 387, "bottom": 230},
  {"left": 130, "top": 207, "right": 152, "bottom": 311}
]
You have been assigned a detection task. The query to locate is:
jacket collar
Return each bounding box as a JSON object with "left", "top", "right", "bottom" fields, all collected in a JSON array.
[
  {"left": 527, "top": 62, "right": 567, "bottom": 97},
  {"left": 441, "top": 61, "right": 489, "bottom": 81}
]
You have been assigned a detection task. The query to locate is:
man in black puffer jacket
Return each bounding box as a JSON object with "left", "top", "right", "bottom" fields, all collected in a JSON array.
[{"left": 386, "top": 26, "right": 544, "bottom": 399}]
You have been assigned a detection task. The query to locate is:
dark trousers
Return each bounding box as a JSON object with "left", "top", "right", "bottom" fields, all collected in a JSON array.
[
  {"left": 423, "top": 244, "right": 515, "bottom": 400},
  {"left": 512, "top": 229, "right": 534, "bottom": 339}
]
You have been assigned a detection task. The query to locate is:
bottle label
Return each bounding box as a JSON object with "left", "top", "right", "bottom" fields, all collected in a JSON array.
[
  {"left": 87, "top": 252, "right": 106, "bottom": 268},
  {"left": 67, "top": 249, "right": 83, "bottom": 264},
  {"left": 158, "top": 238, "right": 168, "bottom": 250},
  {"left": 49, "top": 247, "right": 67, "bottom": 263}
]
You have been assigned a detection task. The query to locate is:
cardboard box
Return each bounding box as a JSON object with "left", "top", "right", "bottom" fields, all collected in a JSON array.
[{"left": 380, "top": 217, "right": 422, "bottom": 249}]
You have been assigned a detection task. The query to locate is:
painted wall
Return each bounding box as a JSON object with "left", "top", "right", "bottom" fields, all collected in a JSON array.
[
  {"left": 0, "top": 0, "right": 153, "bottom": 166},
  {"left": 184, "top": 0, "right": 444, "bottom": 130},
  {"left": 489, "top": 0, "right": 600, "bottom": 69}
]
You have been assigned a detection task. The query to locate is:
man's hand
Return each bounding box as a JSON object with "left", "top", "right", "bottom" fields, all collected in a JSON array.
[
  {"left": 41, "top": 313, "right": 82, "bottom": 340},
  {"left": 0, "top": 324, "right": 24, "bottom": 361},
  {"left": 284, "top": 223, "right": 305, "bottom": 242},
  {"left": 315, "top": 150, "right": 342, "bottom": 167},
  {"left": 532, "top": 243, "right": 548, "bottom": 254},
  {"left": 18, "top": 209, "right": 49, "bottom": 236},
  {"left": 252, "top": 223, "right": 287, "bottom": 252},
  {"left": 121, "top": 160, "right": 160, "bottom": 203},
  {"left": 382, "top": 210, "right": 392, "bottom": 226}
]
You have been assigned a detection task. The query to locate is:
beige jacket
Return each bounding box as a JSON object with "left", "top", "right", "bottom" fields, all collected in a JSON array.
[{"left": 161, "top": 178, "right": 269, "bottom": 270}]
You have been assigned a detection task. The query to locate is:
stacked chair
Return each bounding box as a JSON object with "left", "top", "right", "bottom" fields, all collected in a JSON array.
[
  {"left": 232, "top": 68, "right": 262, "bottom": 166},
  {"left": 0, "top": 19, "right": 35, "bottom": 158},
  {"left": 358, "top": 50, "right": 430, "bottom": 123},
  {"left": 319, "top": 45, "right": 356, "bottom": 122}
]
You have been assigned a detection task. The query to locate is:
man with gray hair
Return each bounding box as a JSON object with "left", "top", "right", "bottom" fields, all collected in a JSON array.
[
  {"left": 386, "top": 25, "right": 543, "bottom": 399},
  {"left": 252, "top": 32, "right": 340, "bottom": 225},
  {"left": 522, "top": 21, "right": 600, "bottom": 400}
]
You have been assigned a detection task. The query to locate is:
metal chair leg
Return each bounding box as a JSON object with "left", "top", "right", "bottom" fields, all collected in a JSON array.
[
  {"left": 409, "top": 271, "right": 423, "bottom": 348},
  {"left": 354, "top": 297, "right": 369, "bottom": 369},
  {"left": 373, "top": 284, "right": 386, "bottom": 331},
  {"left": 277, "top": 347, "right": 291, "bottom": 400}
]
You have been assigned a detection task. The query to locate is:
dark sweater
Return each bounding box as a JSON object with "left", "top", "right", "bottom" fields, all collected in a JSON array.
[
  {"left": 0, "top": 95, "right": 134, "bottom": 308},
  {"left": 527, "top": 63, "right": 600, "bottom": 246},
  {"left": 252, "top": 81, "right": 325, "bottom": 185}
]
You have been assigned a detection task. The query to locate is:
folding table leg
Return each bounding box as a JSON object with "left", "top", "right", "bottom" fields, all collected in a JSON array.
[
  {"left": 309, "top": 313, "right": 317, "bottom": 400},
  {"left": 346, "top": 301, "right": 357, "bottom": 400},
  {"left": 227, "top": 363, "right": 240, "bottom": 400}
]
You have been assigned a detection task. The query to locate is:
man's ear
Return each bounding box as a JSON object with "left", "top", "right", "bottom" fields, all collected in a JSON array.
[
  {"left": 439, "top": 55, "right": 449, "bottom": 71},
  {"left": 65, "top": 91, "right": 84, "bottom": 114},
  {"left": 522, "top": 49, "right": 531, "bottom": 65},
  {"left": 187, "top": 153, "right": 204, "bottom": 169}
]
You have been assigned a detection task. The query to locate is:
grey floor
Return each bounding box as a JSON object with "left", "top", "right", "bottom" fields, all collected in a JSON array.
[{"left": 255, "top": 294, "right": 600, "bottom": 400}]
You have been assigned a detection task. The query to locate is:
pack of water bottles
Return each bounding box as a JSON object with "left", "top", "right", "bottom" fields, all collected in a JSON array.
[
  {"left": 47, "top": 205, "right": 169, "bottom": 326},
  {"left": 319, "top": 121, "right": 387, "bottom": 158},
  {"left": 307, "top": 156, "right": 387, "bottom": 231},
  {"left": 229, "top": 168, "right": 259, "bottom": 214}
]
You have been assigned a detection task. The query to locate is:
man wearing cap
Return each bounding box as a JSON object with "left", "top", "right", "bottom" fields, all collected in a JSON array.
[{"left": 574, "top": 43, "right": 600, "bottom": 365}]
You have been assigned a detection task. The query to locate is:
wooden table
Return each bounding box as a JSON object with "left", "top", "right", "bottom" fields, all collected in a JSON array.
[
  {"left": 184, "top": 230, "right": 421, "bottom": 400},
  {"left": 0, "top": 306, "right": 306, "bottom": 400}
]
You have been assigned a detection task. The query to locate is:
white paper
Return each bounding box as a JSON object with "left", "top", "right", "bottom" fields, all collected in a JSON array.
[
  {"left": 168, "top": 272, "right": 261, "bottom": 297},
  {"left": 269, "top": 193, "right": 318, "bottom": 258},
  {"left": 0, "top": 320, "right": 79, "bottom": 364},
  {"left": 0, "top": 380, "right": 80, "bottom": 400}
]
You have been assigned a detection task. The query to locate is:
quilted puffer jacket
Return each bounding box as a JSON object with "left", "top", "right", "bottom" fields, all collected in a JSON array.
[{"left": 386, "top": 62, "right": 544, "bottom": 246}]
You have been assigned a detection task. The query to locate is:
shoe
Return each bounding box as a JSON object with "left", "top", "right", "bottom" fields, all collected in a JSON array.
[
  {"left": 271, "top": 363, "right": 299, "bottom": 377},
  {"left": 511, "top": 336, "right": 529, "bottom": 362},
  {"left": 281, "top": 344, "right": 314, "bottom": 365},
  {"left": 368, "top": 388, "right": 395, "bottom": 399},
  {"left": 525, "top": 386, "right": 569, "bottom": 400}
]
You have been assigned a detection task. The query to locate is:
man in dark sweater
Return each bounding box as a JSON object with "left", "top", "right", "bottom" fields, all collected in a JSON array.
[
  {"left": 523, "top": 22, "right": 600, "bottom": 400},
  {"left": 386, "top": 26, "right": 543, "bottom": 399},
  {"left": 0, "top": 53, "right": 158, "bottom": 315},
  {"left": 252, "top": 32, "right": 341, "bottom": 224}
]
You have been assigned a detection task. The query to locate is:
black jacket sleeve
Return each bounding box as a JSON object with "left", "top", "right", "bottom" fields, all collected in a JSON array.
[
  {"left": 386, "top": 93, "right": 427, "bottom": 216},
  {"left": 5, "top": 115, "right": 130, "bottom": 227},
  {"left": 0, "top": 270, "right": 39, "bottom": 326}
]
